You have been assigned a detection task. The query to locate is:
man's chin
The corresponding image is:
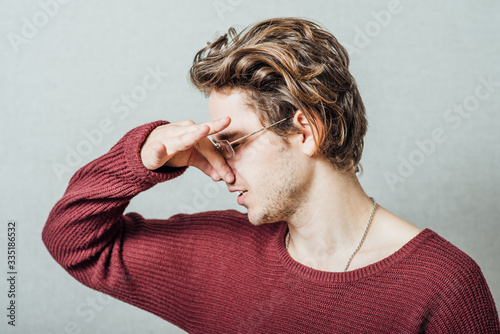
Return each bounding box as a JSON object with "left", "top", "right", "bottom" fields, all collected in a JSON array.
[
  {"left": 247, "top": 210, "right": 265, "bottom": 226},
  {"left": 247, "top": 210, "right": 281, "bottom": 227}
]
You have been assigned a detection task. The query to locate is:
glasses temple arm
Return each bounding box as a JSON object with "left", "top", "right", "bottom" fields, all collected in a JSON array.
[{"left": 229, "top": 115, "right": 294, "bottom": 145}]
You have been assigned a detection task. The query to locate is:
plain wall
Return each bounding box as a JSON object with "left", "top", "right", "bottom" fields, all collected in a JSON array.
[{"left": 1, "top": 0, "right": 498, "bottom": 333}]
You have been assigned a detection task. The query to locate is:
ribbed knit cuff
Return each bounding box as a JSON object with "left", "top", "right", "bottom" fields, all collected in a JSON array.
[{"left": 123, "top": 120, "right": 188, "bottom": 185}]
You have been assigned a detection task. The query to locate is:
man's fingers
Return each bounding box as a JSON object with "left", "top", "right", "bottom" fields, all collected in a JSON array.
[
  {"left": 196, "top": 157, "right": 226, "bottom": 182},
  {"left": 188, "top": 152, "right": 225, "bottom": 182},
  {"left": 194, "top": 138, "right": 234, "bottom": 183},
  {"left": 196, "top": 117, "right": 231, "bottom": 136},
  {"left": 142, "top": 117, "right": 233, "bottom": 173},
  {"left": 175, "top": 125, "right": 210, "bottom": 151},
  {"left": 175, "top": 120, "right": 196, "bottom": 126},
  {"left": 211, "top": 169, "right": 222, "bottom": 181},
  {"left": 191, "top": 155, "right": 215, "bottom": 179},
  {"left": 172, "top": 118, "right": 230, "bottom": 150}
]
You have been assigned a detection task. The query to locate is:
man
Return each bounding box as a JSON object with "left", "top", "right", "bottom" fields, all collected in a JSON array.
[{"left": 43, "top": 18, "right": 499, "bottom": 333}]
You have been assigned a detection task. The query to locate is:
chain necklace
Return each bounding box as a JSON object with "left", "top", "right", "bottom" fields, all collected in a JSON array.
[{"left": 285, "top": 197, "right": 377, "bottom": 272}]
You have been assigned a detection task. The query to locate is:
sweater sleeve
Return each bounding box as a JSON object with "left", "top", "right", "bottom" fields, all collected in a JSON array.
[
  {"left": 425, "top": 257, "right": 500, "bottom": 333},
  {"left": 41, "top": 121, "right": 191, "bottom": 320}
]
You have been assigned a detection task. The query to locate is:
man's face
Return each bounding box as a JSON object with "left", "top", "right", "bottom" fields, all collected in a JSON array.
[{"left": 209, "top": 89, "right": 311, "bottom": 226}]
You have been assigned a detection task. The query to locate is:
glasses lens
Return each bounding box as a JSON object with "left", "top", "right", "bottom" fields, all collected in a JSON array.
[{"left": 216, "top": 140, "right": 234, "bottom": 159}]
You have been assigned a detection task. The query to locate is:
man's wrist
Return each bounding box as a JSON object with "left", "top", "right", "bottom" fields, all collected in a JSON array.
[{"left": 124, "top": 121, "right": 187, "bottom": 185}]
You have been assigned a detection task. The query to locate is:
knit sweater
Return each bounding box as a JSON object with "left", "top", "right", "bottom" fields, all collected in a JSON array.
[{"left": 42, "top": 121, "right": 500, "bottom": 334}]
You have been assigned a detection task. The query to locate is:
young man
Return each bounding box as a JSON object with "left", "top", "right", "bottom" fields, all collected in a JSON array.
[{"left": 43, "top": 18, "right": 499, "bottom": 333}]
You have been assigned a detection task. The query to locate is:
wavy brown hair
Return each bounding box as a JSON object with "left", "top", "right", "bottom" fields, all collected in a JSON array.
[{"left": 190, "top": 17, "right": 367, "bottom": 172}]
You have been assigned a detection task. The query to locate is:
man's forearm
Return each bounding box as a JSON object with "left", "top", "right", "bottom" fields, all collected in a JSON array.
[{"left": 42, "top": 120, "right": 187, "bottom": 290}]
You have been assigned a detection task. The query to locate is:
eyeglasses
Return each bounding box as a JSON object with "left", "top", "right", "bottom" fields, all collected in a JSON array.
[{"left": 214, "top": 115, "right": 294, "bottom": 159}]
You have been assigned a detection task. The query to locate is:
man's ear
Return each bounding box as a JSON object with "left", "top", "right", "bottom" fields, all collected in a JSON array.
[{"left": 292, "top": 110, "right": 322, "bottom": 157}]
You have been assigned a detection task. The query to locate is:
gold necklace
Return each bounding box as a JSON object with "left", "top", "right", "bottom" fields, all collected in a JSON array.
[{"left": 285, "top": 197, "right": 377, "bottom": 272}]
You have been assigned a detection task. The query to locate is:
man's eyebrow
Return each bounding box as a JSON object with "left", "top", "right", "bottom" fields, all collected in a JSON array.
[{"left": 213, "top": 130, "right": 244, "bottom": 142}]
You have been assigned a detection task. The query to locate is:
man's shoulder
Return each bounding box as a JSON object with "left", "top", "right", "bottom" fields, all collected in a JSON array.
[
  {"left": 404, "top": 229, "right": 486, "bottom": 288},
  {"left": 372, "top": 208, "right": 481, "bottom": 278},
  {"left": 417, "top": 229, "right": 480, "bottom": 270}
]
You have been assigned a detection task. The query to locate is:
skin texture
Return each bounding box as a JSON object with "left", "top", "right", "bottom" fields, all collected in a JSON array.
[
  {"left": 141, "top": 117, "right": 234, "bottom": 183},
  {"left": 208, "top": 90, "right": 311, "bottom": 226},
  {"left": 141, "top": 89, "right": 422, "bottom": 272}
]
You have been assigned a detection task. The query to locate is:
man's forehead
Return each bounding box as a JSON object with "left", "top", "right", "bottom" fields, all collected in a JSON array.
[
  {"left": 208, "top": 90, "right": 256, "bottom": 118},
  {"left": 208, "top": 90, "right": 262, "bottom": 141}
]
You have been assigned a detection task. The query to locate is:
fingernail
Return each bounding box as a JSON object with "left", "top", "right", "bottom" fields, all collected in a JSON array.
[{"left": 225, "top": 172, "right": 234, "bottom": 183}]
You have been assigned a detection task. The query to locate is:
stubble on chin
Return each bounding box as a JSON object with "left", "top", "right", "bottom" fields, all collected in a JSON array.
[
  {"left": 247, "top": 144, "right": 308, "bottom": 226},
  {"left": 246, "top": 180, "right": 302, "bottom": 227},
  {"left": 246, "top": 142, "right": 304, "bottom": 226}
]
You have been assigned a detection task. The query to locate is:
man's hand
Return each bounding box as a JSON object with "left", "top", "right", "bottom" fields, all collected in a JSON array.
[{"left": 140, "top": 117, "right": 234, "bottom": 183}]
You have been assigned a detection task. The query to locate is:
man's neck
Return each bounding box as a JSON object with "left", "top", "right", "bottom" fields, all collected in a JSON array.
[{"left": 285, "top": 162, "right": 375, "bottom": 272}]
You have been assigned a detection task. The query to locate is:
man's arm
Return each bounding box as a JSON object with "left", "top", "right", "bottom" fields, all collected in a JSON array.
[
  {"left": 41, "top": 118, "right": 234, "bottom": 324},
  {"left": 42, "top": 121, "right": 187, "bottom": 292},
  {"left": 425, "top": 257, "right": 500, "bottom": 333}
]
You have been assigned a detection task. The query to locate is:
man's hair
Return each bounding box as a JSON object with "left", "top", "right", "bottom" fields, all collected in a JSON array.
[{"left": 190, "top": 17, "right": 367, "bottom": 173}]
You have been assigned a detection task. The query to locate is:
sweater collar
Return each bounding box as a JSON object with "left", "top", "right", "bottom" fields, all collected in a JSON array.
[{"left": 275, "top": 222, "right": 434, "bottom": 284}]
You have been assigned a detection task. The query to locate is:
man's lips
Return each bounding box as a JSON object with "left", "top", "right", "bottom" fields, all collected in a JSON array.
[
  {"left": 228, "top": 188, "right": 248, "bottom": 205},
  {"left": 228, "top": 188, "right": 247, "bottom": 194},
  {"left": 237, "top": 190, "right": 248, "bottom": 205}
]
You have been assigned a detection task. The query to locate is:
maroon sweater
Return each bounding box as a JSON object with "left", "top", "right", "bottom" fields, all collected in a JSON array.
[{"left": 42, "top": 121, "right": 500, "bottom": 333}]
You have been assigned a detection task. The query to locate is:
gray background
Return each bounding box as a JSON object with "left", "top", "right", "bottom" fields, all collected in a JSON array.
[{"left": 1, "top": 0, "right": 499, "bottom": 333}]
